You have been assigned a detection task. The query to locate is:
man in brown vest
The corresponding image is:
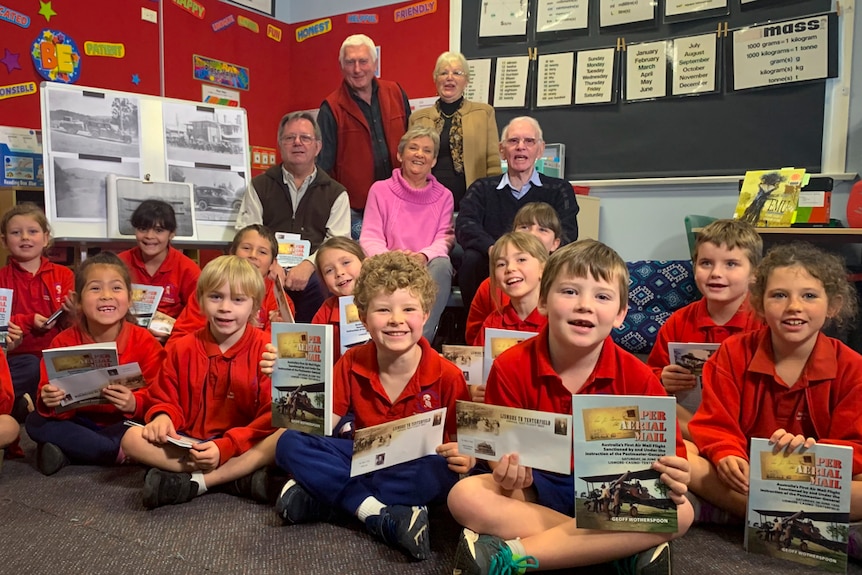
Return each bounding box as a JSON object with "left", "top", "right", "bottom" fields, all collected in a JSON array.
[
  {"left": 317, "top": 34, "right": 411, "bottom": 238},
  {"left": 237, "top": 112, "right": 350, "bottom": 321}
]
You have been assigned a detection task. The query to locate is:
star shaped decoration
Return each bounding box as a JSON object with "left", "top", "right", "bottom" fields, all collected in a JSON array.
[
  {"left": 131, "top": 73, "right": 141, "bottom": 85},
  {"left": 38, "top": 1, "right": 57, "bottom": 22},
  {"left": 0, "top": 49, "right": 21, "bottom": 73}
]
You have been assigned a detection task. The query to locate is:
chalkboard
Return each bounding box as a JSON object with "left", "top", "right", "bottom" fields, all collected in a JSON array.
[{"left": 460, "top": 0, "right": 835, "bottom": 179}]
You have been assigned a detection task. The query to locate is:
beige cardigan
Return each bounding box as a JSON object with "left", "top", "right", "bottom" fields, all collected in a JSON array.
[{"left": 409, "top": 99, "right": 502, "bottom": 189}]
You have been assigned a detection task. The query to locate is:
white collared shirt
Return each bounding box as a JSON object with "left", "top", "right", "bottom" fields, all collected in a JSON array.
[{"left": 496, "top": 169, "right": 543, "bottom": 200}]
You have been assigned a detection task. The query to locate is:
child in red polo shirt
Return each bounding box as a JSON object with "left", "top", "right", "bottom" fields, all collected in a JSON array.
[
  {"left": 448, "top": 240, "right": 693, "bottom": 575},
  {"left": 117, "top": 200, "right": 200, "bottom": 340},
  {"left": 169, "top": 225, "right": 293, "bottom": 340},
  {"left": 121, "top": 255, "right": 281, "bottom": 508},
  {"left": 273, "top": 251, "right": 472, "bottom": 561},
  {"left": 648, "top": 219, "right": 763, "bottom": 439},
  {"left": 311, "top": 236, "right": 366, "bottom": 364},
  {"left": 465, "top": 202, "right": 562, "bottom": 346},
  {"left": 0, "top": 352, "right": 19, "bottom": 467},
  {"left": 25, "top": 252, "right": 165, "bottom": 476},
  {"left": 688, "top": 243, "right": 862, "bottom": 541},
  {"left": 471, "top": 232, "right": 549, "bottom": 347}
]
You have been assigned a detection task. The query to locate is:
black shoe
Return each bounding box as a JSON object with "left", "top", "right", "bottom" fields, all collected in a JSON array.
[
  {"left": 142, "top": 468, "right": 199, "bottom": 509},
  {"left": 228, "top": 467, "right": 273, "bottom": 503},
  {"left": 36, "top": 442, "right": 69, "bottom": 476},
  {"left": 11, "top": 393, "right": 33, "bottom": 424},
  {"left": 365, "top": 505, "right": 432, "bottom": 561},
  {"left": 275, "top": 479, "right": 333, "bottom": 524}
]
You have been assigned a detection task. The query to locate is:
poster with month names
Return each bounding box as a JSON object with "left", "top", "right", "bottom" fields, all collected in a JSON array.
[
  {"left": 600, "top": 0, "right": 655, "bottom": 28},
  {"left": 626, "top": 41, "right": 669, "bottom": 101},
  {"left": 672, "top": 33, "right": 718, "bottom": 96},
  {"left": 537, "top": 0, "right": 589, "bottom": 33},
  {"left": 665, "top": 0, "right": 727, "bottom": 18},
  {"left": 479, "top": 0, "right": 528, "bottom": 38},
  {"left": 536, "top": 53, "right": 575, "bottom": 107},
  {"left": 575, "top": 47, "right": 617, "bottom": 104},
  {"left": 493, "top": 56, "right": 530, "bottom": 108},
  {"left": 731, "top": 15, "right": 832, "bottom": 91},
  {"left": 464, "top": 59, "right": 493, "bottom": 104}
]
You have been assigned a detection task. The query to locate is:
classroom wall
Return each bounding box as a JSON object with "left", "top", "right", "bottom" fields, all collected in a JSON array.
[{"left": 280, "top": 1, "right": 398, "bottom": 24}]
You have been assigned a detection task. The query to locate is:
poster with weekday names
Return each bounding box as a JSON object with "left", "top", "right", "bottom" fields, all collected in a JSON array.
[
  {"left": 600, "top": 0, "right": 656, "bottom": 28},
  {"left": 625, "top": 40, "right": 669, "bottom": 101},
  {"left": 731, "top": 14, "right": 832, "bottom": 91},
  {"left": 464, "top": 59, "right": 494, "bottom": 104},
  {"left": 575, "top": 47, "right": 618, "bottom": 104},
  {"left": 493, "top": 56, "right": 531, "bottom": 108},
  {"left": 536, "top": 52, "right": 575, "bottom": 107},
  {"left": 536, "top": 0, "right": 589, "bottom": 33},
  {"left": 671, "top": 33, "right": 719, "bottom": 96}
]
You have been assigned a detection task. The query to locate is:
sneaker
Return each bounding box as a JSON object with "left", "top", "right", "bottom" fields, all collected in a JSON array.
[
  {"left": 142, "top": 468, "right": 199, "bottom": 509},
  {"left": 685, "top": 491, "right": 735, "bottom": 525},
  {"left": 36, "top": 442, "right": 69, "bottom": 476},
  {"left": 452, "top": 528, "right": 538, "bottom": 575},
  {"left": 275, "top": 479, "right": 333, "bottom": 524},
  {"left": 614, "top": 543, "right": 670, "bottom": 575},
  {"left": 11, "top": 393, "right": 34, "bottom": 423},
  {"left": 365, "top": 505, "right": 432, "bottom": 561}
]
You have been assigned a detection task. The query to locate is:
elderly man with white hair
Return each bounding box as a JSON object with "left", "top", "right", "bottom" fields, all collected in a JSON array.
[{"left": 317, "top": 34, "right": 411, "bottom": 237}]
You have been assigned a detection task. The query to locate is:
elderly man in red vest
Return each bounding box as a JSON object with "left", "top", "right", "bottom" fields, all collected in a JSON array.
[{"left": 317, "top": 34, "right": 411, "bottom": 238}]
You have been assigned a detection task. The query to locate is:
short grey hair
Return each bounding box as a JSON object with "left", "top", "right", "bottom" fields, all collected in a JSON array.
[
  {"left": 277, "top": 112, "right": 321, "bottom": 143},
  {"left": 339, "top": 34, "right": 377, "bottom": 65},
  {"left": 433, "top": 51, "right": 470, "bottom": 82},
  {"left": 398, "top": 125, "right": 440, "bottom": 158},
  {"left": 500, "top": 116, "right": 543, "bottom": 143}
]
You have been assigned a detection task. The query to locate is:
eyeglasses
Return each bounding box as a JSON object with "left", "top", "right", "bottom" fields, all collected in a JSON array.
[
  {"left": 437, "top": 70, "right": 466, "bottom": 78},
  {"left": 504, "top": 137, "right": 539, "bottom": 148},
  {"left": 281, "top": 133, "right": 316, "bottom": 145}
]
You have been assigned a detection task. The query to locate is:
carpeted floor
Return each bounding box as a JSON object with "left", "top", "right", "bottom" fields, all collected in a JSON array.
[{"left": 1, "top": 431, "right": 860, "bottom": 575}]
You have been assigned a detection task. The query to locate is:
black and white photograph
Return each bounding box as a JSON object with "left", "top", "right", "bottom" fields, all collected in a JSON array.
[
  {"left": 163, "top": 102, "right": 246, "bottom": 167},
  {"left": 110, "top": 178, "right": 196, "bottom": 238},
  {"left": 168, "top": 165, "right": 245, "bottom": 223},
  {"left": 46, "top": 89, "right": 141, "bottom": 158},
  {"left": 52, "top": 157, "right": 140, "bottom": 220}
]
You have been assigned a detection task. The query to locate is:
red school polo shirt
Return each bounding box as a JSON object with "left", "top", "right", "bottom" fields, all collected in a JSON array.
[
  {"left": 118, "top": 246, "right": 201, "bottom": 320},
  {"left": 474, "top": 304, "right": 547, "bottom": 347}
]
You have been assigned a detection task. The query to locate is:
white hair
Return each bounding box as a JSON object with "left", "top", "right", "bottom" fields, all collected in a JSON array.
[
  {"left": 339, "top": 35, "right": 377, "bottom": 65},
  {"left": 500, "top": 116, "right": 544, "bottom": 143}
]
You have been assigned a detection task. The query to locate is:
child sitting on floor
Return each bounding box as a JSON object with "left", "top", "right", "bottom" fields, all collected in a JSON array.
[
  {"left": 448, "top": 240, "right": 693, "bottom": 574},
  {"left": 122, "top": 256, "right": 282, "bottom": 508},
  {"left": 272, "top": 251, "right": 472, "bottom": 561}
]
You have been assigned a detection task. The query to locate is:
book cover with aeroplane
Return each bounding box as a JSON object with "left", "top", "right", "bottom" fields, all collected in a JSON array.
[
  {"left": 745, "top": 438, "right": 852, "bottom": 572},
  {"left": 573, "top": 395, "right": 678, "bottom": 532}
]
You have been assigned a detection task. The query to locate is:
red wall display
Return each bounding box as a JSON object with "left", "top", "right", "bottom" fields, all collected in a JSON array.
[{"left": 0, "top": 0, "right": 450, "bottom": 172}]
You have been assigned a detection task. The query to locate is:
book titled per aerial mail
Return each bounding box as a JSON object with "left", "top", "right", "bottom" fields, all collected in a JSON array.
[{"left": 573, "top": 394, "right": 678, "bottom": 532}]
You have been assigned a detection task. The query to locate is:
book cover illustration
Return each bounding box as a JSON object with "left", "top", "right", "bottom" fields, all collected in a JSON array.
[
  {"left": 734, "top": 168, "right": 806, "bottom": 227},
  {"left": 456, "top": 400, "right": 572, "bottom": 474},
  {"left": 148, "top": 311, "right": 176, "bottom": 336},
  {"left": 573, "top": 395, "right": 678, "bottom": 532},
  {"left": 482, "top": 328, "right": 539, "bottom": 382},
  {"left": 130, "top": 283, "right": 164, "bottom": 327},
  {"left": 270, "top": 323, "right": 333, "bottom": 436},
  {"left": 442, "top": 345, "right": 483, "bottom": 386},
  {"left": 54, "top": 362, "right": 144, "bottom": 413},
  {"left": 0, "top": 287, "right": 12, "bottom": 351},
  {"left": 350, "top": 408, "right": 446, "bottom": 477},
  {"left": 667, "top": 342, "right": 720, "bottom": 413},
  {"left": 43, "top": 342, "right": 119, "bottom": 380},
  {"left": 275, "top": 231, "right": 311, "bottom": 269},
  {"left": 338, "top": 295, "right": 370, "bottom": 356},
  {"left": 745, "top": 438, "right": 852, "bottom": 572}
]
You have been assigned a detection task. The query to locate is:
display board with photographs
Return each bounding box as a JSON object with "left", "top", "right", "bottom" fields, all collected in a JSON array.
[{"left": 41, "top": 82, "right": 250, "bottom": 241}]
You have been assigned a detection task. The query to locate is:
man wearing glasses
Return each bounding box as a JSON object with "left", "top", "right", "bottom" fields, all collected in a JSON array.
[
  {"left": 455, "top": 116, "right": 579, "bottom": 309},
  {"left": 317, "top": 34, "right": 411, "bottom": 238},
  {"left": 237, "top": 112, "right": 350, "bottom": 322}
]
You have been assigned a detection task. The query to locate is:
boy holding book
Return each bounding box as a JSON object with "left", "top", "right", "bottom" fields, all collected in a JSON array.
[
  {"left": 647, "top": 219, "right": 762, "bottom": 439},
  {"left": 273, "top": 251, "right": 472, "bottom": 560},
  {"left": 448, "top": 240, "right": 693, "bottom": 574}
]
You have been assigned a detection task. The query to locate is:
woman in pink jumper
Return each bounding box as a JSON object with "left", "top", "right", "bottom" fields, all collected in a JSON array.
[{"left": 359, "top": 125, "right": 454, "bottom": 343}]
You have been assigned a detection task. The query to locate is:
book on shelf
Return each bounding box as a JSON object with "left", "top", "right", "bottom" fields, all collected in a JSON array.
[
  {"left": 482, "top": 328, "right": 539, "bottom": 382},
  {"left": 745, "top": 438, "right": 853, "bottom": 572},
  {"left": 455, "top": 400, "right": 572, "bottom": 474},
  {"left": 734, "top": 168, "right": 806, "bottom": 228},
  {"left": 130, "top": 284, "right": 164, "bottom": 328},
  {"left": 572, "top": 394, "right": 679, "bottom": 533},
  {"left": 338, "top": 295, "right": 370, "bottom": 356},
  {"left": 666, "top": 342, "right": 720, "bottom": 414},
  {"left": 350, "top": 408, "right": 447, "bottom": 477},
  {"left": 270, "top": 323, "right": 333, "bottom": 436}
]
